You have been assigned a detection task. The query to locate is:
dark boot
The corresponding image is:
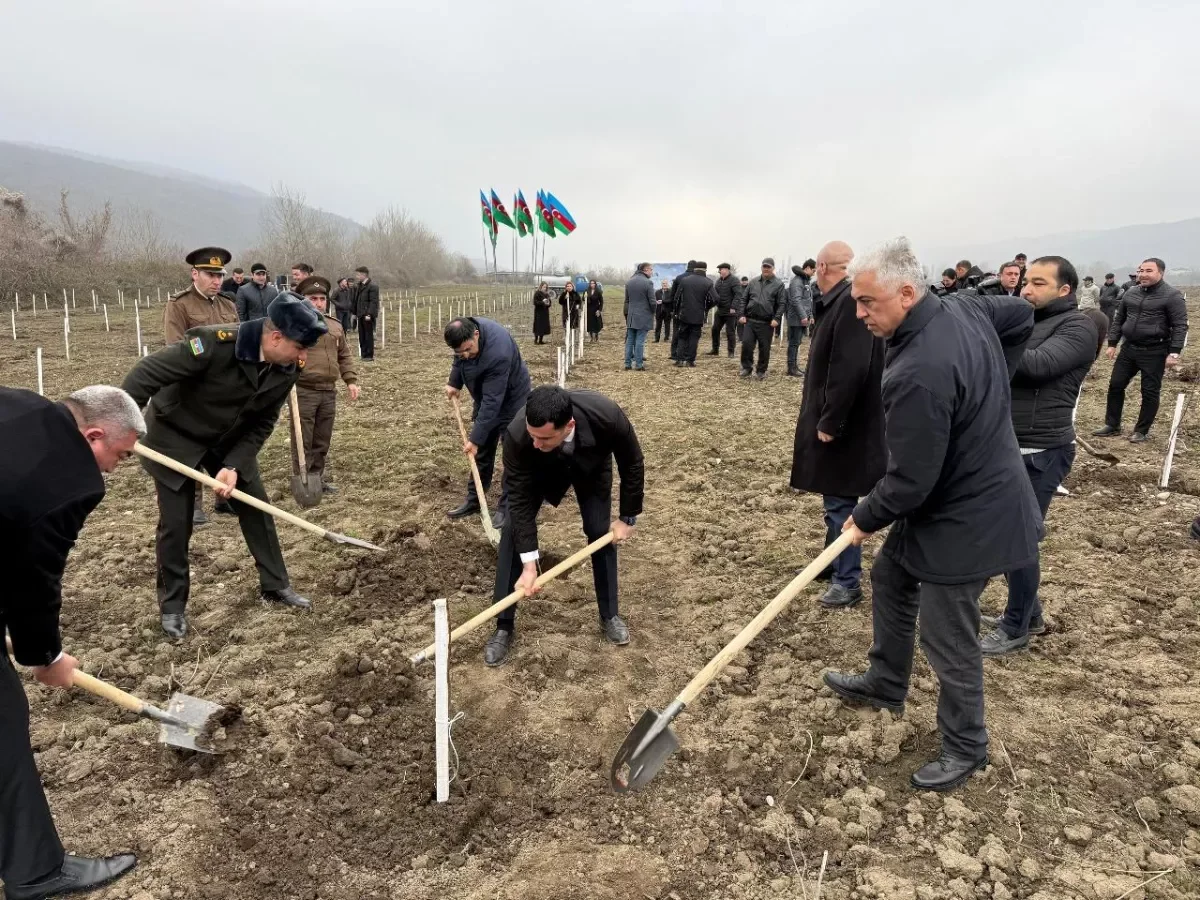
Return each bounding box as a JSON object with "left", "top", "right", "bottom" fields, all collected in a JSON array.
[
  {"left": 822, "top": 671, "right": 904, "bottom": 713},
  {"left": 447, "top": 499, "right": 482, "bottom": 519}
]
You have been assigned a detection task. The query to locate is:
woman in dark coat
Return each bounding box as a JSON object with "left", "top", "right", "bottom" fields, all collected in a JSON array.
[
  {"left": 532, "top": 282, "right": 552, "bottom": 343},
  {"left": 559, "top": 282, "right": 581, "bottom": 331},
  {"left": 585, "top": 280, "right": 604, "bottom": 341}
]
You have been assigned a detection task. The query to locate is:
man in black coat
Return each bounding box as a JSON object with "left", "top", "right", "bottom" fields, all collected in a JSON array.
[
  {"left": 1, "top": 386, "right": 142, "bottom": 898},
  {"left": 443, "top": 316, "right": 532, "bottom": 528},
  {"left": 673, "top": 261, "right": 718, "bottom": 366},
  {"left": 826, "top": 237, "right": 1039, "bottom": 792},
  {"left": 221, "top": 267, "right": 246, "bottom": 296},
  {"left": 235, "top": 263, "right": 279, "bottom": 322},
  {"left": 737, "top": 258, "right": 786, "bottom": 378},
  {"left": 979, "top": 256, "right": 1099, "bottom": 657},
  {"left": 353, "top": 266, "right": 381, "bottom": 360},
  {"left": 122, "top": 294, "right": 326, "bottom": 638},
  {"left": 1094, "top": 257, "right": 1188, "bottom": 442},
  {"left": 483, "top": 386, "right": 644, "bottom": 667},
  {"left": 331, "top": 277, "right": 357, "bottom": 333},
  {"left": 668, "top": 260, "right": 696, "bottom": 361},
  {"left": 1097, "top": 273, "right": 1121, "bottom": 324},
  {"left": 789, "top": 241, "right": 885, "bottom": 608},
  {"left": 653, "top": 279, "right": 673, "bottom": 343},
  {"left": 709, "top": 263, "right": 742, "bottom": 357}
]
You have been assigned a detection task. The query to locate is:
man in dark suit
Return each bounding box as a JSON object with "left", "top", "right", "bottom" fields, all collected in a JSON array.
[
  {"left": 483, "top": 386, "right": 645, "bottom": 667},
  {"left": 2, "top": 386, "right": 143, "bottom": 898},
  {"left": 122, "top": 294, "right": 326, "bottom": 639},
  {"left": 353, "top": 266, "right": 380, "bottom": 360}
]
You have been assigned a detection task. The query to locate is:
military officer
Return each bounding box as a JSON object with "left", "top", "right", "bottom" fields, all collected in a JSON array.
[
  {"left": 166, "top": 247, "right": 240, "bottom": 525},
  {"left": 294, "top": 276, "right": 360, "bottom": 493},
  {"left": 122, "top": 294, "right": 327, "bottom": 639}
]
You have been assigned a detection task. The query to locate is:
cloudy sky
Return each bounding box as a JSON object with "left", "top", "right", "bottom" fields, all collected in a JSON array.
[{"left": 3, "top": 0, "right": 1197, "bottom": 270}]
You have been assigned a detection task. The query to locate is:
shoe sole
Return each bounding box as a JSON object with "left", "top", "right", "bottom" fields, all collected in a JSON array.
[
  {"left": 819, "top": 593, "right": 863, "bottom": 609},
  {"left": 981, "top": 642, "right": 1030, "bottom": 657},
  {"left": 910, "top": 758, "right": 988, "bottom": 792},
  {"left": 822, "top": 674, "right": 904, "bottom": 714},
  {"left": 980, "top": 616, "right": 1045, "bottom": 636}
]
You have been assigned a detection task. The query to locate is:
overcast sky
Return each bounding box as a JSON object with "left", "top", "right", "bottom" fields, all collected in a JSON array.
[{"left": 3, "top": 0, "right": 1197, "bottom": 270}]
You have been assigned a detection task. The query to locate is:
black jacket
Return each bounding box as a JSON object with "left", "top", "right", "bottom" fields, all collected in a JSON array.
[
  {"left": 447, "top": 317, "right": 531, "bottom": 446},
  {"left": 503, "top": 390, "right": 644, "bottom": 556},
  {"left": 1009, "top": 294, "right": 1098, "bottom": 449},
  {"left": 738, "top": 274, "right": 786, "bottom": 322},
  {"left": 654, "top": 288, "right": 674, "bottom": 311},
  {"left": 1098, "top": 282, "right": 1121, "bottom": 309},
  {"left": 122, "top": 320, "right": 299, "bottom": 491},
  {"left": 713, "top": 274, "right": 742, "bottom": 315},
  {"left": 975, "top": 277, "right": 1020, "bottom": 297},
  {"left": 675, "top": 271, "right": 718, "bottom": 326},
  {"left": 221, "top": 276, "right": 246, "bottom": 296},
  {"left": 235, "top": 281, "right": 279, "bottom": 322},
  {"left": 1107, "top": 280, "right": 1188, "bottom": 353},
  {"left": 1, "top": 389, "right": 105, "bottom": 666},
  {"left": 853, "top": 292, "right": 1041, "bottom": 584},
  {"left": 789, "top": 279, "right": 886, "bottom": 497},
  {"left": 354, "top": 280, "right": 381, "bottom": 319}
]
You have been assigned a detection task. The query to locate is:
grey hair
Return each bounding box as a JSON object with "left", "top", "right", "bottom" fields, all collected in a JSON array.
[
  {"left": 64, "top": 385, "right": 146, "bottom": 438},
  {"left": 847, "top": 236, "right": 926, "bottom": 294}
]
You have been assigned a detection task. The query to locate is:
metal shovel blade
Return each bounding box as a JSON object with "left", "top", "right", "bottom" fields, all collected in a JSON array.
[
  {"left": 1076, "top": 437, "right": 1119, "bottom": 465},
  {"left": 609, "top": 708, "right": 680, "bottom": 793},
  {"left": 321, "top": 530, "right": 386, "bottom": 552},
  {"left": 291, "top": 471, "right": 324, "bottom": 508},
  {"left": 157, "top": 692, "right": 226, "bottom": 754}
]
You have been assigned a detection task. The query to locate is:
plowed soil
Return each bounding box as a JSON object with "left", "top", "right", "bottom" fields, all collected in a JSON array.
[{"left": 2, "top": 288, "right": 1199, "bottom": 900}]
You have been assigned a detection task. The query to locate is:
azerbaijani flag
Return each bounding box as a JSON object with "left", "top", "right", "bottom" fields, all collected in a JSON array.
[
  {"left": 480, "top": 190, "right": 496, "bottom": 238},
  {"left": 515, "top": 190, "right": 534, "bottom": 237},
  {"left": 545, "top": 191, "right": 577, "bottom": 235},
  {"left": 536, "top": 190, "right": 556, "bottom": 239},
  {"left": 491, "top": 189, "right": 516, "bottom": 229}
]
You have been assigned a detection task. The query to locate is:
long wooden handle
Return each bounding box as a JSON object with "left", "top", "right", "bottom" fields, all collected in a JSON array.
[
  {"left": 289, "top": 386, "right": 308, "bottom": 476},
  {"left": 5, "top": 638, "right": 146, "bottom": 715},
  {"left": 449, "top": 397, "right": 493, "bottom": 522},
  {"left": 133, "top": 443, "right": 328, "bottom": 540},
  {"left": 411, "top": 531, "right": 615, "bottom": 664},
  {"left": 677, "top": 532, "right": 856, "bottom": 706}
]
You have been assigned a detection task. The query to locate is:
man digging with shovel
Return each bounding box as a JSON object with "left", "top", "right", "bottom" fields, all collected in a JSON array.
[{"left": 2, "top": 385, "right": 142, "bottom": 898}]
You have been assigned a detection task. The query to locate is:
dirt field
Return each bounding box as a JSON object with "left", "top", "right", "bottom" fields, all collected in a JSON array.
[{"left": 3, "top": 286, "right": 1199, "bottom": 900}]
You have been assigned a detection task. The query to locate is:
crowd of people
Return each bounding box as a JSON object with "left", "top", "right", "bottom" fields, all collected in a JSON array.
[{"left": 0, "top": 233, "right": 1192, "bottom": 896}]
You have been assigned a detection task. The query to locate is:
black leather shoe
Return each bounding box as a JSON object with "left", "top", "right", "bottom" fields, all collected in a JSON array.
[
  {"left": 910, "top": 752, "right": 988, "bottom": 792},
  {"left": 674, "top": 360, "right": 685, "bottom": 367},
  {"left": 161, "top": 612, "right": 188, "bottom": 640},
  {"left": 787, "top": 367, "right": 803, "bottom": 377},
  {"left": 819, "top": 584, "right": 863, "bottom": 608},
  {"left": 447, "top": 499, "right": 482, "bottom": 519},
  {"left": 727, "top": 350, "right": 735, "bottom": 358},
  {"left": 1129, "top": 431, "right": 1148, "bottom": 443},
  {"left": 1190, "top": 518, "right": 1200, "bottom": 541},
  {"left": 822, "top": 671, "right": 904, "bottom": 713},
  {"left": 707, "top": 350, "right": 719, "bottom": 356},
  {"left": 5, "top": 853, "right": 138, "bottom": 900},
  {"left": 1092, "top": 425, "right": 1120, "bottom": 437},
  {"left": 192, "top": 508, "right": 208, "bottom": 527},
  {"left": 686, "top": 361, "right": 696, "bottom": 367},
  {"left": 321, "top": 482, "right": 338, "bottom": 494},
  {"left": 484, "top": 628, "right": 513, "bottom": 667},
  {"left": 263, "top": 587, "right": 311, "bottom": 609},
  {"left": 214, "top": 499, "right": 236, "bottom": 516}
]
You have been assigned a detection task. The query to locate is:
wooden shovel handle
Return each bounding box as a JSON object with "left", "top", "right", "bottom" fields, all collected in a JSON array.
[
  {"left": 411, "top": 531, "right": 615, "bottom": 664},
  {"left": 677, "top": 532, "right": 856, "bottom": 707},
  {"left": 133, "top": 443, "right": 328, "bottom": 540},
  {"left": 449, "top": 397, "right": 495, "bottom": 527},
  {"left": 289, "top": 386, "right": 308, "bottom": 475},
  {"left": 5, "top": 637, "right": 145, "bottom": 715}
]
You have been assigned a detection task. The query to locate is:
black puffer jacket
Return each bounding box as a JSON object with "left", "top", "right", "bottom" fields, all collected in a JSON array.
[
  {"left": 675, "top": 270, "right": 718, "bottom": 326},
  {"left": 738, "top": 275, "right": 786, "bottom": 322},
  {"left": 1107, "top": 280, "right": 1188, "bottom": 352},
  {"left": 1009, "top": 294, "right": 1098, "bottom": 449},
  {"left": 713, "top": 273, "right": 741, "bottom": 314}
]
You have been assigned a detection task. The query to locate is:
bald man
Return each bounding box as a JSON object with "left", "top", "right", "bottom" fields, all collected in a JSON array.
[{"left": 789, "top": 242, "right": 886, "bottom": 608}]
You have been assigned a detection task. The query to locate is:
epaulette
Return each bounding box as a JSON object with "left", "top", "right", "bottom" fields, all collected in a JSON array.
[
  {"left": 170, "top": 289, "right": 190, "bottom": 301},
  {"left": 214, "top": 327, "right": 238, "bottom": 342},
  {"left": 218, "top": 290, "right": 238, "bottom": 300}
]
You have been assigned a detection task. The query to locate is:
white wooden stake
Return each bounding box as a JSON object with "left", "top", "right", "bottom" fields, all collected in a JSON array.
[
  {"left": 64, "top": 318, "right": 70, "bottom": 361},
  {"left": 433, "top": 597, "right": 451, "bottom": 804},
  {"left": 438, "top": 304, "right": 442, "bottom": 331},
  {"left": 381, "top": 305, "right": 387, "bottom": 348},
  {"left": 1161, "top": 392, "right": 1187, "bottom": 489},
  {"left": 103, "top": 304, "right": 109, "bottom": 331},
  {"left": 71, "top": 287, "right": 76, "bottom": 308},
  {"left": 36, "top": 347, "right": 44, "bottom": 395},
  {"left": 62, "top": 288, "right": 68, "bottom": 308},
  {"left": 43, "top": 292, "right": 48, "bottom": 311},
  {"left": 13, "top": 292, "right": 17, "bottom": 311},
  {"left": 10, "top": 309, "right": 15, "bottom": 339},
  {"left": 134, "top": 303, "right": 142, "bottom": 355},
  {"left": 413, "top": 305, "right": 417, "bottom": 337},
  {"left": 91, "top": 289, "right": 97, "bottom": 312},
  {"left": 427, "top": 306, "right": 432, "bottom": 334},
  {"left": 143, "top": 345, "right": 149, "bottom": 357}
]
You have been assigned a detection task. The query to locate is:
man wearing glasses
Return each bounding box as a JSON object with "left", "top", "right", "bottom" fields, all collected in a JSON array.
[{"left": 443, "top": 317, "right": 531, "bottom": 529}]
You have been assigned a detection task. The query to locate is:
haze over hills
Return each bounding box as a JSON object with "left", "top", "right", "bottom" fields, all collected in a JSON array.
[{"left": 0, "top": 141, "right": 363, "bottom": 253}]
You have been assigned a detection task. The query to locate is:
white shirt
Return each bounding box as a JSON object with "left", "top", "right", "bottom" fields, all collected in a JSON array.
[{"left": 519, "top": 426, "right": 575, "bottom": 564}]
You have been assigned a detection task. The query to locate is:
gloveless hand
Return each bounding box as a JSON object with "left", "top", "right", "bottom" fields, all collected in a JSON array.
[
  {"left": 213, "top": 468, "right": 238, "bottom": 499},
  {"left": 33, "top": 653, "right": 78, "bottom": 688}
]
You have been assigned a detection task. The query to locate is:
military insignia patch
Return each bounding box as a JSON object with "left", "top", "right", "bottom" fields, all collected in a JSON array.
[
  {"left": 298, "top": 358, "right": 306, "bottom": 369},
  {"left": 216, "top": 329, "right": 233, "bottom": 341},
  {"left": 188, "top": 337, "right": 205, "bottom": 356}
]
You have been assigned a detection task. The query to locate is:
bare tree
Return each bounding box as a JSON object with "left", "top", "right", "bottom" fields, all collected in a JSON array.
[
  {"left": 258, "top": 183, "right": 350, "bottom": 278},
  {"left": 353, "top": 205, "right": 457, "bottom": 287},
  {"left": 112, "top": 207, "right": 183, "bottom": 266},
  {"left": 57, "top": 188, "right": 112, "bottom": 258}
]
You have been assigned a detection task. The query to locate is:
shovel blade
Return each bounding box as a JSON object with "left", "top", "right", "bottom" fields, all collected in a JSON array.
[
  {"left": 291, "top": 473, "right": 324, "bottom": 509},
  {"left": 159, "top": 692, "right": 224, "bottom": 754},
  {"left": 609, "top": 708, "right": 679, "bottom": 793},
  {"left": 322, "top": 531, "right": 386, "bottom": 552}
]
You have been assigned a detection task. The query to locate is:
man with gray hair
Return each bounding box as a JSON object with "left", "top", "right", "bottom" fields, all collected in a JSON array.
[
  {"left": 1, "top": 385, "right": 142, "bottom": 897},
  {"left": 824, "top": 237, "right": 1040, "bottom": 792}
]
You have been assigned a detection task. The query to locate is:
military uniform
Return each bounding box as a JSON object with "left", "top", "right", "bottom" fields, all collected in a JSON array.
[
  {"left": 122, "top": 313, "right": 322, "bottom": 629},
  {"left": 294, "top": 276, "right": 358, "bottom": 481}
]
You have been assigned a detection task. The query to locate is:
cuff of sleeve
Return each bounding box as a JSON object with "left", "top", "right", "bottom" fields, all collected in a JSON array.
[
  {"left": 519, "top": 550, "right": 539, "bottom": 563},
  {"left": 852, "top": 499, "right": 885, "bottom": 535}
]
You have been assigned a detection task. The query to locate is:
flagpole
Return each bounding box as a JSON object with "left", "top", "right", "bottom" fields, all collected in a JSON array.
[{"left": 481, "top": 222, "right": 490, "bottom": 275}]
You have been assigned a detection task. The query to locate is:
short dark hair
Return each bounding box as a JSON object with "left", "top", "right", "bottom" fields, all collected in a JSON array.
[
  {"left": 1105, "top": 272, "right": 1115, "bottom": 278},
  {"left": 1000, "top": 261, "right": 1022, "bottom": 274},
  {"left": 292, "top": 263, "right": 313, "bottom": 275},
  {"left": 355, "top": 266, "right": 370, "bottom": 275},
  {"left": 1143, "top": 257, "right": 1166, "bottom": 273},
  {"left": 941, "top": 268, "right": 957, "bottom": 279},
  {"left": 956, "top": 259, "right": 972, "bottom": 271},
  {"left": 802, "top": 259, "right": 816, "bottom": 269},
  {"left": 443, "top": 317, "right": 477, "bottom": 348},
  {"left": 232, "top": 267, "right": 244, "bottom": 275},
  {"left": 636, "top": 262, "right": 650, "bottom": 273},
  {"left": 525, "top": 385, "right": 573, "bottom": 428},
  {"left": 1015, "top": 252, "right": 1027, "bottom": 260},
  {"left": 1030, "top": 255, "right": 1079, "bottom": 293}
]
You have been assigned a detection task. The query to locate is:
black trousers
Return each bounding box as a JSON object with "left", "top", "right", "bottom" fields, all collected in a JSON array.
[
  {"left": 154, "top": 459, "right": 290, "bottom": 615},
  {"left": 464, "top": 409, "right": 518, "bottom": 512},
  {"left": 654, "top": 307, "right": 672, "bottom": 342},
  {"left": 495, "top": 490, "right": 617, "bottom": 628},
  {"left": 740, "top": 320, "right": 774, "bottom": 373},
  {"left": 712, "top": 313, "right": 738, "bottom": 353},
  {"left": 0, "top": 653, "right": 63, "bottom": 886},
  {"left": 676, "top": 323, "right": 702, "bottom": 363},
  {"left": 669, "top": 318, "right": 683, "bottom": 359},
  {"left": 358, "top": 315, "right": 376, "bottom": 359},
  {"left": 865, "top": 553, "right": 989, "bottom": 760},
  {"left": 1105, "top": 343, "right": 1169, "bottom": 434}
]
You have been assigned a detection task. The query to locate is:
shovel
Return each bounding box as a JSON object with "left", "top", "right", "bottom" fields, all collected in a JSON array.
[
  {"left": 1076, "top": 436, "right": 1119, "bottom": 465},
  {"left": 288, "top": 387, "right": 323, "bottom": 508},
  {"left": 133, "top": 443, "right": 385, "bottom": 551},
  {"left": 7, "top": 639, "right": 228, "bottom": 754},
  {"left": 610, "top": 532, "right": 855, "bottom": 793},
  {"left": 449, "top": 396, "right": 501, "bottom": 546}
]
